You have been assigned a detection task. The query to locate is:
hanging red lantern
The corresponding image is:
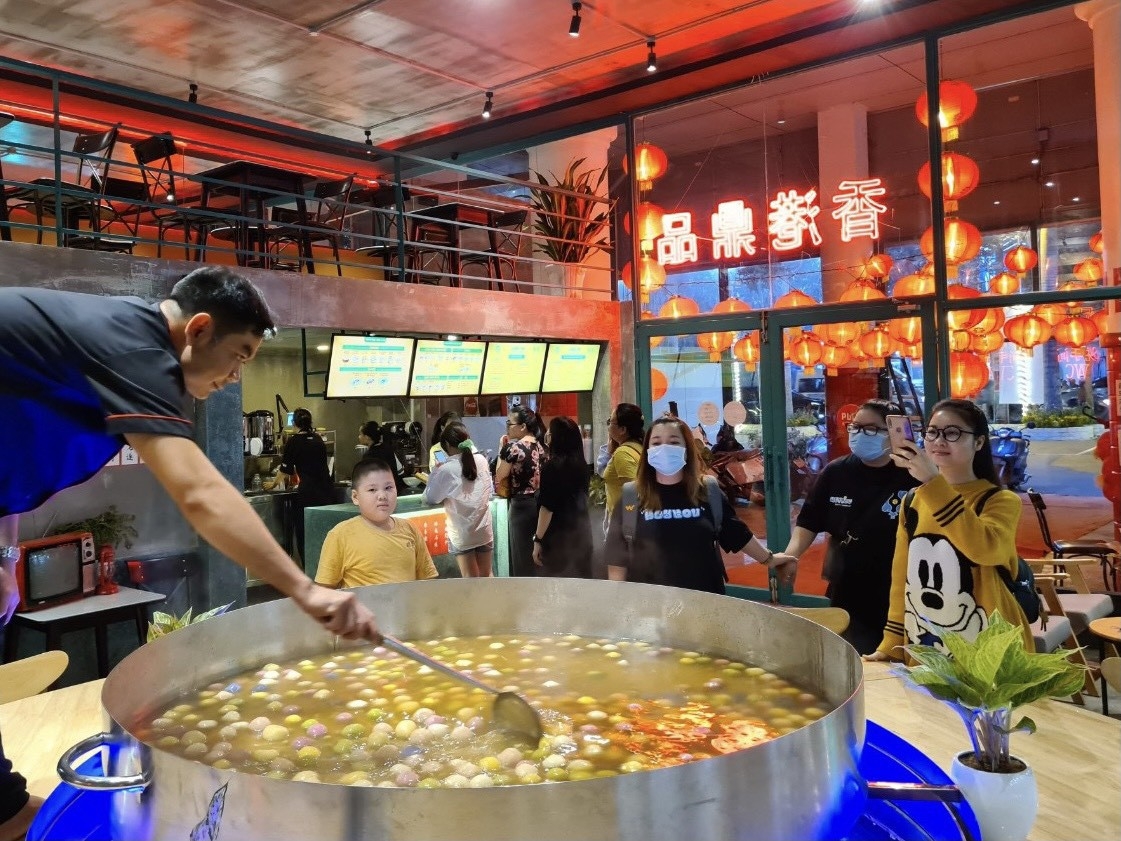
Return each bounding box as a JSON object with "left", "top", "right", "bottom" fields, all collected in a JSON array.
[
  {"left": 945, "top": 284, "right": 984, "bottom": 331},
  {"left": 712, "top": 297, "right": 751, "bottom": 315},
  {"left": 899, "top": 341, "right": 923, "bottom": 361},
  {"left": 915, "top": 80, "right": 979, "bottom": 141},
  {"left": 820, "top": 344, "right": 851, "bottom": 375},
  {"left": 636, "top": 201, "right": 666, "bottom": 252},
  {"left": 1074, "top": 258, "right": 1104, "bottom": 284},
  {"left": 919, "top": 261, "right": 937, "bottom": 277},
  {"left": 888, "top": 316, "right": 923, "bottom": 345},
  {"left": 949, "top": 352, "right": 990, "bottom": 398},
  {"left": 636, "top": 257, "right": 666, "bottom": 303},
  {"left": 970, "top": 307, "right": 1005, "bottom": 336},
  {"left": 840, "top": 280, "right": 887, "bottom": 302},
  {"left": 920, "top": 218, "right": 983, "bottom": 272},
  {"left": 650, "top": 367, "right": 669, "bottom": 401},
  {"left": 949, "top": 330, "right": 973, "bottom": 352},
  {"left": 774, "top": 289, "right": 819, "bottom": 309},
  {"left": 988, "top": 272, "right": 1020, "bottom": 295},
  {"left": 658, "top": 295, "right": 700, "bottom": 319},
  {"left": 1089, "top": 231, "right": 1104, "bottom": 255},
  {"left": 1033, "top": 302, "right": 1068, "bottom": 327},
  {"left": 1053, "top": 316, "right": 1099, "bottom": 348},
  {"left": 1004, "top": 246, "right": 1038, "bottom": 274},
  {"left": 733, "top": 333, "right": 760, "bottom": 371},
  {"left": 821, "top": 321, "right": 861, "bottom": 345},
  {"left": 970, "top": 332, "right": 1005, "bottom": 354},
  {"left": 859, "top": 325, "right": 894, "bottom": 359},
  {"left": 917, "top": 152, "right": 981, "bottom": 211},
  {"left": 630, "top": 142, "right": 669, "bottom": 190},
  {"left": 861, "top": 253, "right": 894, "bottom": 279},
  {"left": 893, "top": 273, "right": 935, "bottom": 297},
  {"left": 788, "top": 331, "right": 823, "bottom": 375},
  {"left": 1092, "top": 309, "right": 1110, "bottom": 336},
  {"left": 697, "top": 331, "right": 734, "bottom": 361}
]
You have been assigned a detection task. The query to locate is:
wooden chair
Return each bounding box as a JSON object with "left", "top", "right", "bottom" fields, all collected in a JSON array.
[
  {"left": 1029, "top": 556, "right": 1114, "bottom": 638},
  {"left": 776, "top": 606, "right": 850, "bottom": 636},
  {"left": 1031, "top": 573, "right": 1098, "bottom": 702},
  {"left": 1102, "top": 657, "right": 1121, "bottom": 694},
  {"left": 0, "top": 650, "right": 69, "bottom": 704},
  {"left": 1027, "top": 489, "right": 1119, "bottom": 590}
]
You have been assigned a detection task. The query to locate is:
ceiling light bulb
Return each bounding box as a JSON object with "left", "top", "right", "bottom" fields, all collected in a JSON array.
[
  {"left": 1044, "top": 180, "right": 1055, "bottom": 187},
  {"left": 446, "top": 334, "right": 461, "bottom": 342},
  {"left": 188, "top": 83, "right": 198, "bottom": 104},
  {"left": 569, "top": 2, "right": 581, "bottom": 37},
  {"left": 316, "top": 344, "right": 329, "bottom": 352},
  {"left": 364, "top": 129, "right": 372, "bottom": 155},
  {"left": 1073, "top": 196, "right": 1080, "bottom": 202},
  {"left": 646, "top": 39, "right": 657, "bottom": 73},
  {"left": 1030, "top": 158, "right": 1040, "bottom": 165},
  {"left": 482, "top": 91, "right": 493, "bottom": 119}
]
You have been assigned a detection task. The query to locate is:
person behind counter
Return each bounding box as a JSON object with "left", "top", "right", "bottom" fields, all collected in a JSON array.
[
  {"left": 358, "top": 421, "right": 407, "bottom": 493},
  {"left": 428, "top": 411, "right": 460, "bottom": 472},
  {"left": 0, "top": 267, "right": 378, "bottom": 840},
  {"left": 279, "top": 408, "right": 336, "bottom": 563},
  {"left": 495, "top": 405, "right": 547, "bottom": 577},
  {"left": 315, "top": 458, "right": 438, "bottom": 588},
  {"left": 422, "top": 421, "right": 494, "bottom": 577},
  {"left": 532, "top": 416, "right": 593, "bottom": 578}
]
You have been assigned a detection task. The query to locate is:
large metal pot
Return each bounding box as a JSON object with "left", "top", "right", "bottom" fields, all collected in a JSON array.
[{"left": 61, "top": 579, "right": 865, "bottom": 841}]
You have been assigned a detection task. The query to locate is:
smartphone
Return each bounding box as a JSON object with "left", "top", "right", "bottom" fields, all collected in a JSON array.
[
  {"left": 886, "top": 414, "right": 922, "bottom": 454},
  {"left": 434, "top": 450, "right": 448, "bottom": 465}
]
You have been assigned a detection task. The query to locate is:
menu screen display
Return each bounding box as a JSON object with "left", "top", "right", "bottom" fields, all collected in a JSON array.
[
  {"left": 480, "top": 342, "right": 546, "bottom": 395},
  {"left": 409, "top": 339, "right": 486, "bottom": 396},
  {"left": 541, "top": 343, "right": 601, "bottom": 393},
  {"left": 325, "top": 335, "right": 415, "bottom": 398}
]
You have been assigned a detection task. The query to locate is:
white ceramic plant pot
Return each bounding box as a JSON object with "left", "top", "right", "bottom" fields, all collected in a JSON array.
[{"left": 950, "top": 751, "right": 1037, "bottom": 841}]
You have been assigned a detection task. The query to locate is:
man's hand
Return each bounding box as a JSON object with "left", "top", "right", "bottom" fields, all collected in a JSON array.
[
  {"left": 1, "top": 564, "right": 20, "bottom": 626},
  {"left": 532, "top": 542, "right": 544, "bottom": 567},
  {"left": 293, "top": 582, "right": 380, "bottom": 641},
  {"left": 770, "top": 552, "right": 799, "bottom": 586}
]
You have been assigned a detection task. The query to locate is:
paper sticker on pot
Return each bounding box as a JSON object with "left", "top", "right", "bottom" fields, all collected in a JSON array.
[
  {"left": 189, "top": 782, "right": 227, "bottom": 841},
  {"left": 697, "top": 401, "right": 721, "bottom": 426},
  {"left": 723, "top": 401, "right": 747, "bottom": 426}
]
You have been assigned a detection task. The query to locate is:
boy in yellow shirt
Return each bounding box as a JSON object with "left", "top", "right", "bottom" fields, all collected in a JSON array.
[{"left": 315, "top": 458, "right": 439, "bottom": 588}]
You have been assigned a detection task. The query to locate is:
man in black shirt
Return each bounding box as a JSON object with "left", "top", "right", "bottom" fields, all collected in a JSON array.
[{"left": 0, "top": 267, "right": 378, "bottom": 839}]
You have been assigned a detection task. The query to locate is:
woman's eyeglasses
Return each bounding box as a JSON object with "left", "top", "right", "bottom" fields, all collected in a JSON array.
[
  {"left": 922, "top": 426, "right": 975, "bottom": 443},
  {"left": 846, "top": 423, "right": 886, "bottom": 436}
]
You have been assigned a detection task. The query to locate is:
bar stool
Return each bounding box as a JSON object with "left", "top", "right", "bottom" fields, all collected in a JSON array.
[{"left": 460, "top": 208, "right": 528, "bottom": 291}]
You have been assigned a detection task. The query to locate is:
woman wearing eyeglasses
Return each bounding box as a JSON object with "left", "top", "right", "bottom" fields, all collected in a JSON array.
[
  {"left": 495, "top": 405, "right": 547, "bottom": 577},
  {"left": 772, "top": 399, "right": 919, "bottom": 654},
  {"left": 865, "top": 398, "right": 1032, "bottom": 662}
]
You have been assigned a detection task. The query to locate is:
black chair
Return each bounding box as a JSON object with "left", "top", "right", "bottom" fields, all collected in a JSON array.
[
  {"left": 1028, "top": 488, "right": 1119, "bottom": 590},
  {"left": 129, "top": 132, "right": 219, "bottom": 259},
  {"left": 0, "top": 112, "right": 12, "bottom": 241},
  {"left": 353, "top": 184, "right": 412, "bottom": 279},
  {"left": 460, "top": 208, "right": 528, "bottom": 292},
  {"left": 267, "top": 175, "right": 354, "bottom": 275}
]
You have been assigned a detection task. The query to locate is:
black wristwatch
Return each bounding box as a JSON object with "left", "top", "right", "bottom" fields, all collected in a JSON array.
[{"left": 532, "top": 534, "right": 544, "bottom": 543}]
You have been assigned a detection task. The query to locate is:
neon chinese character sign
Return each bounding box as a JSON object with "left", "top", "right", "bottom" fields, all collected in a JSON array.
[
  {"left": 768, "top": 189, "right": 822, "bottom": 252},
  {"left": 831, "top": 178, "right": 887, "bottom": 242},
  {"left": 656, "top": 212, "right": 699, "bottom": 266},
  {"left": 712, "top": 200, "right": 757, "bottom": 259}
]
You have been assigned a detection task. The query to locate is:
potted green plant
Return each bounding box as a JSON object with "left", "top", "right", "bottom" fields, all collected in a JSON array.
[
  {"left": 529, "top": 158, "right": 611, "bottom": 296},
  {"left": 900, "top": 612, "right": 1086, "bottom": 841},
  {"left": 52, "top": 505, "right": 138, "bottom": 594},
  {"left": 147, "top": 603, "right": 233, "bottom": 642}
]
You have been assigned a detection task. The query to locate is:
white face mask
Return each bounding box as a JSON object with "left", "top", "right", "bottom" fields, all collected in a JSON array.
[{"left": 647, "top": 443, "right": 687, "bottom": 476}]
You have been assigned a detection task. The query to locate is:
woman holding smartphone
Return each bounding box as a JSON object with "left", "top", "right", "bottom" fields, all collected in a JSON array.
[{"left": 423, "top": 421, "right": 494, "bottom": 577}]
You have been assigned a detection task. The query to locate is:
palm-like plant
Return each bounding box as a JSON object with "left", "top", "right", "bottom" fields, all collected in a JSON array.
[{"left": 529, "top": 158, "right": 611, "bottom": 264}]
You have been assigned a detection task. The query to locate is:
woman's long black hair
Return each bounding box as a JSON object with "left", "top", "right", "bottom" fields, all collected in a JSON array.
[
  {"left": 546, "top": 416, "right": 588, "bottom": 492},
  {"left": 440, "top": 421, "right": 478, "bottom": 481},
  {"left": 511, "top": 404, "right": 546, "bottom": 439}
]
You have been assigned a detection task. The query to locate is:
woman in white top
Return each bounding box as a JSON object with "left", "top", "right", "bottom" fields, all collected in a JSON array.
[{"left": 422, "top": 420, "right": 495, "bottom": 577}]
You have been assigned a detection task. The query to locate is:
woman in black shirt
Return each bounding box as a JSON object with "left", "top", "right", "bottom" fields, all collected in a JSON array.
[
  {"left": 532, "top": 416, "right": 593, "bottom": 578},
  {"left": 280, "top": 408, "right": 335, "bottom": 562}
]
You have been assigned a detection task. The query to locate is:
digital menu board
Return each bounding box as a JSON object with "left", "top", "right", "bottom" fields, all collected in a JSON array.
[
  {"left": 409, "top": 339, "right": 486, "bottom": 397},
  {"left": 325, "top": 335, "right": 415, "bottom": 399},
  {"left": 541, "top": 343, "right": 602, "bottom": 393},
  {"left": 480, "top": 342, "right": 546, "bottom": 395}
]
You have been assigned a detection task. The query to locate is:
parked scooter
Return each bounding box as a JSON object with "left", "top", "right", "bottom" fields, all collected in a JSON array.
[{"left": 992, "top": 426, "right": 1030, "bottom": 491}]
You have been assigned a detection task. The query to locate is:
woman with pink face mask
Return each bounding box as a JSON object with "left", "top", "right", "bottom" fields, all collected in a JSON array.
[{"left": 604, "top": 415, "right": 781, "bottom": 594}]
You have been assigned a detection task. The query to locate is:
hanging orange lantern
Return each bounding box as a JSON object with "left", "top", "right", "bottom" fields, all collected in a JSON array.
[
  {"left": 969, "top": 307, "right": 1005, "bottom": 336},
  {"left": 919, "top": 261, "right": 937, "bottom": 277},
  {"left": 945, "top": 284, "right": 984, "bottom": 330},
  {"left": 1089, "top": 231, "right": 1104, "bottom": 254},
  {"left": 821, "top": 321, "right": 861, "bottom": 345},
  {"left": 988, "top": 272, "right": 1020, "bottom": 295},
  {"left": 820, "top": 344, "right": 851, "bottom": 374},
  {"left": 636, "top": 201, "right": 666, "bottom": 252},
  {"left": 640, "top": 311, "right": 665, "bottom": 349},
  {"left": 970, "top": 332, "right": 1005, "bottom": 354},
  {"left": 1092, "top": 308, "right": 1110, "bottom": 336},
  {"left": 1054, "top": 316, "right": 1099, "bottom": 348},
  {"left": 787, "top": 331, "right": 823, "bottom": 375},
  {"left": 631, "top": 142, "right": 669, "bottom": 190},
  {"left": 774, "top": 289, "right": 818, "bottom": 309},
  {"left": 650, "top": 367, "right": 669, "bottom": 401},
  {"left": 949, "top": 330, "right": 973, "bottom": 352},
  {"left": 893, "top": 273, "right": 935, "bottom": 297},
  {"left": 636, "top": 256, "right": 666, "bottom": 303},
  {"left": 917, "top": 152, "right": 981, "bottom": 211},
  {"left": 859, "top": 325, "right": 894, "bottom": 359},
  {"left": 1004, "top": 246, "right": 1038, "bottom": 274},
  {"left": 949, "top": 352, "right": 990, "bottom": 398},
  {"left": 848, "top": 341, "right": 869, "bottom": 367},
  {"left": 916, "top": 80, "right": 979, "bottom": 141},
  {"left": 733, "top": 333, "right": 760, "bottom": 371},
  {"left": 697, "top": 331, "right": 734, "bottom": 361},
  {"left": 887, "top": 316, "right": 923, "bottom": 345},
  {"left": 1074, "top": 258, "right": 1104, "bottom": 284},
  {"left": 1032, "top": 302, "right": 1068, "bottom": 326},
  {"left": 920, "top": 218, "right": 982, "bottom": 269},
  {"left": 840, "top": 280, "right": 887, "bottom": 302},
  {"left": 658, "top": 295, "right": 700, "bottom": 319},
  {"left": 899, "top": 341, "right": 923, "bottom": 361},
  {"left": 712, "top": 297, "right": 751, "bottom": 315},
  {"left": 861, "top": 253, "right": 894, "bottom": 279}
]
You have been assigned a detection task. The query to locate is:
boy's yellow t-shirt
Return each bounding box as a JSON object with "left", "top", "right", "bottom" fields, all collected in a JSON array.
[{"left": 315, "top": 516, "right": 438, "bottom": 588}]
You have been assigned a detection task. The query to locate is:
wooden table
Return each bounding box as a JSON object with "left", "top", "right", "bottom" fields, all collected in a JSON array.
[
  {"left": 2, "top": 665, "right": 1117, "bottom": 840},
  {"left": 1089, "top": 616, "right": 1121, "bottom": 715},
  {"left": 2, "top": 587, "right": 165, "bottom": 678}
]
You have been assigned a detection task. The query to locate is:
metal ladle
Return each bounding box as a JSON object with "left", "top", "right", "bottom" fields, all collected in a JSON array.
[{"left": 379, "top": 634, "right": 544, "bottom": 745}]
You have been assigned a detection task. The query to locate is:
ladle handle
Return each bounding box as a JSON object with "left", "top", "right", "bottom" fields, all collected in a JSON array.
[{"left": 380, "top": 634, "right": 496, "bottom": 696}]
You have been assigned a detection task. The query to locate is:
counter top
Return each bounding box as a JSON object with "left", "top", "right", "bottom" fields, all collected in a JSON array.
[{"left": 2, "top": 663, "right": 1116, "bottom": 839}]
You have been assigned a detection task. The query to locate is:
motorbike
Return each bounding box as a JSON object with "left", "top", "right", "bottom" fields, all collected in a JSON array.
[
  {"left": 992, "top": 426, "right": 1030, "bottom": 491},
  {"left": 708, "top": 430, "right": 827, "bottom": 506}
]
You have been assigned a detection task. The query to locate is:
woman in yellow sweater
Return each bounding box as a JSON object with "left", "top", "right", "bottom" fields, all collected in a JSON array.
[
  {"left": 602, "top": 403, "right": 645, "bottom": 527},
  {"left": 867, "top": 399, "right": 1032, "bottom": 662}
]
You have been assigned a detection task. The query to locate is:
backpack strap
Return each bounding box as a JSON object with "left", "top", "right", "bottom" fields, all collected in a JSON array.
[
  {"left": 621, "top": 481, "right": 639, "bottom": 545},
  {"left": 703, "top": 475, "right": 724, "bottom": 534}
]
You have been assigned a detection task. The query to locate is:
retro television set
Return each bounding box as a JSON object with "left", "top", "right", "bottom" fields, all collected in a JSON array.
[
  {"left": 14, "top": 531, "right": 97, "bottom": 612},
  {"left": 540, "top": 342, "right": 602, "bottom": 392}
]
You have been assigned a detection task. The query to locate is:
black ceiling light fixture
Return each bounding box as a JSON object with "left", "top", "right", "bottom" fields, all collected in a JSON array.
[
  {"left": 482, "top": 90, "right": 493, "bottom": 119},
  {"left": 188, "top": 83, "right": 198, "bottom": 104},
  {"left": 646, "top": 39, "right": 657, "bottom": 73},
  {"left": 364, "top": 129, "right": 373, "bottom": 154},
  {"left": 569, "top": 2, "right": 582, "bottom": 37}
]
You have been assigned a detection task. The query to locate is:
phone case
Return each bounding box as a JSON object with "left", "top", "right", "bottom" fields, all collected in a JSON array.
[{"left": 886, "top": 415, "right": 917, "bottom": 453}]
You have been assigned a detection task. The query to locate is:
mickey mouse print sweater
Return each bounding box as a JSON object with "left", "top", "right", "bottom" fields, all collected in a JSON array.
[{"left": 876, "top": 474, "right": 1033, "bottom": 661}]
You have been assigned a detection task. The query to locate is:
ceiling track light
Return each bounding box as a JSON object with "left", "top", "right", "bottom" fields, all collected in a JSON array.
[
  {"left": 646, "top": 39, "right": 657, "bottom": 73},
  {"left": 364, "top": 129, "right": 372, "bottom": 154},
  {"left": 569, "top": 2, "right": 582, "bottom": 37},
  {"left": 482, "top": 90, "right": 493, "bottom": 119},
  {"left": 188, "top": 83, "right": 198, "bottom": 104}
]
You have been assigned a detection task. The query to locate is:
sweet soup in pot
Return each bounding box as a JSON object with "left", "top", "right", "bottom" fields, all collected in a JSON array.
[{"left": 138, "top": 634, "right": 831, "bottom": 788}]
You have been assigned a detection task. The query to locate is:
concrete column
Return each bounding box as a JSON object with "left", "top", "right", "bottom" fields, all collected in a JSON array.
[{"left": 817, "top": 103, "right": 872, "bottom": 301}]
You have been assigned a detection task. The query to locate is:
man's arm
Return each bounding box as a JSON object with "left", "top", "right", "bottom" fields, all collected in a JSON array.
[{"left": 126, "top": 433, "right": 378, "bottom": 640}]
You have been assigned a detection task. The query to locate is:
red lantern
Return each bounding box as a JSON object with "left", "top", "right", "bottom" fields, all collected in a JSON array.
[
  {"left": 899, "top": 341, "right": 923, "bottom": 361},
  {"left": 1074, "top": 258, "right": 1104, "bottom": 284},
  {"left": 893, "top": 273, "right": 935, "bottom": 297},
  {"left": 774, "top": 289, "right": 818, "bottom": 309},
  {"left": 1004, "top": 246, "right": 1038, "bottom": 274},
  {"left": 1033, "top": 303, "right": 1068, "bottom": 326},
  {"left": 733, "top": 333, "right": 760, "bottom": 371},
  {"left": 949, "top": 352, "right": 990, "bottom": 398},
  {"left": 862, "top": 253, "right": 894, "bottom": 279},
  {"left": 970, "top": 307, "right": 1005, "bottom": 336},
  {"left": 1092, "top": 309, "right": 1110, "bottom": 336},
  {"left": 916, "top": 80, "right": 978, "bottom": 141},
  {"left": 949, "top": 330, "right": 973, "bottom": 352},
  {"left": 637, "top": 257, "right": 666, "bottom": 303},
  {"left": 988, "top": 272, "right": 1019, "bottom": 295},
  {"left": 1053, "top": 316, "right": 1099, "bottom": 348},
  {"left": 697, "top": 331, "right": 734, "bottom": 361},
  {"left": 839, "top": 280, "right": 887, "bottom": 302},
  {"left": 859, "top": 325, "right": 894, "bottom": 359},
  {"left": 631, "top": 142, "right": 668, "bottom": 190},
  {"left": 821, "top": 321, "right": 861, "bottom": 345},
  {"left": 712, "top": 297, "right": 751, "bottom": 315},
  {"left": 970, "top": 332, "right": 1005, "bottom": 354},
  {"left": 636, "top": 201, "right": 666, "bottom": 252},
  {"left": 917, "top": 152, "right": 980, "bottom": 211},
  {"left": 1002, "top": 314, "right": 1051, "bottom": 349},
  {"left": 1089, "top": 231, "right": 1104, "bottom": 255},
  {"left": 820, "top": 344, "right": 851, "bottom": 374},
  {"left": 658, "top": 295, "right": 700, "bottom": 319},
  {"left": 788, "top": 331, "right": 823, "bottom": 375},
  {"left": 920, "top": 218, "right": 983, "bottom": 267},
  {"left": 888, "top": 316, "right": 923, "bottom": 345},
  {"left": 650, "top": 367, "right": 669, "bottom": 401},
  {"left": 945, "top": 284, "right": 984, "bottom": 331}
]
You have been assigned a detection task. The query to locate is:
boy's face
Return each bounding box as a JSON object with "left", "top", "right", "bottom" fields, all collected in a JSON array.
[{"left": 351, "top": 469, "right": 397, "bottom": 527}]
